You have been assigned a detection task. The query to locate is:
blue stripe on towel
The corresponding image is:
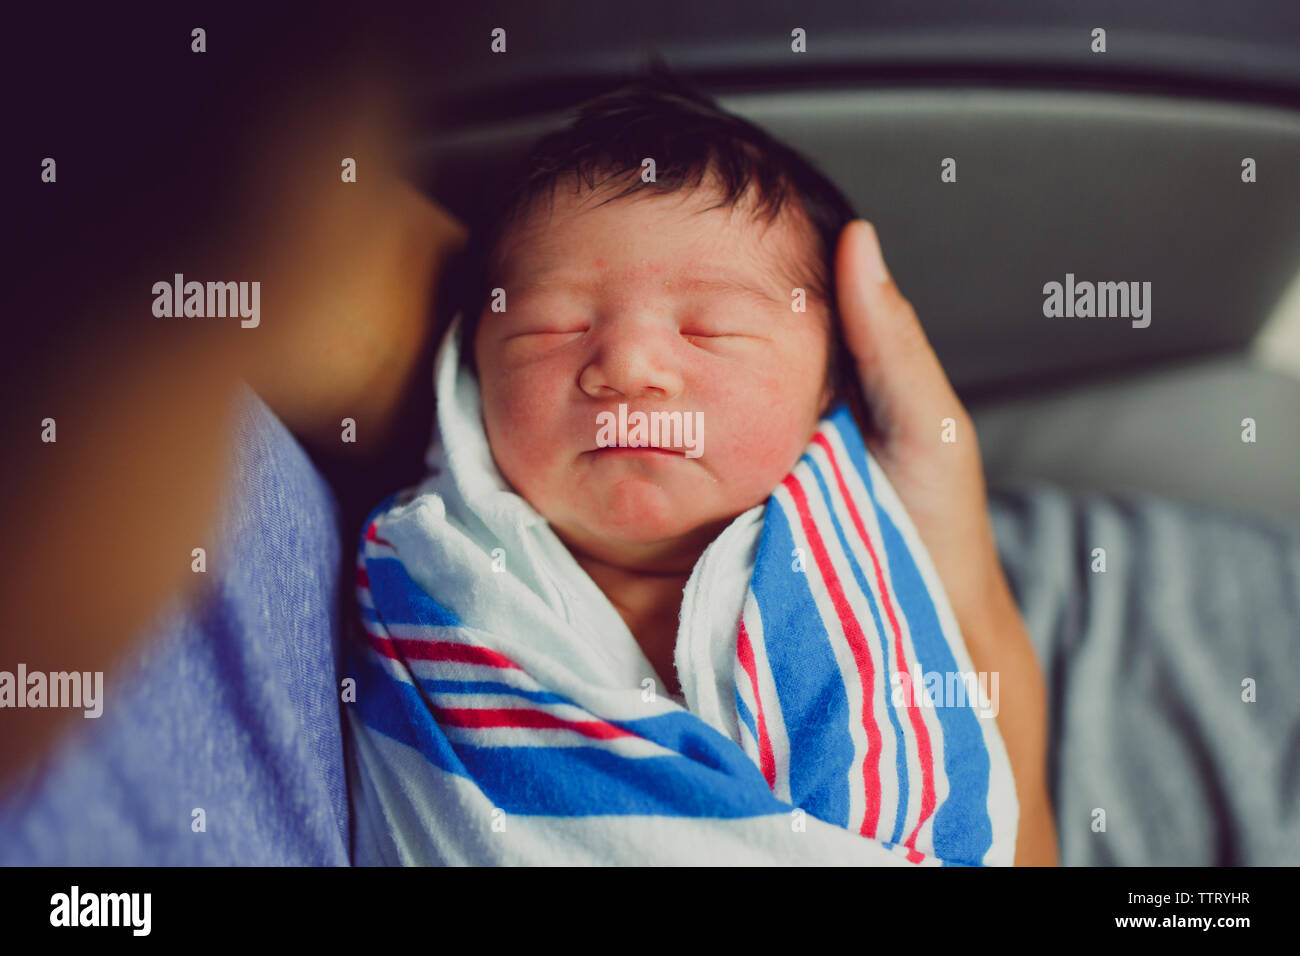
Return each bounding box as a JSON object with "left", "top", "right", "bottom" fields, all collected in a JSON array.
[
  {"left": 831, "top": 407, "right": 995, "bottom": 865},
  {"left": 750, "top": 501, "right": 855, "bottom": 829},
  {"left": 802, "top": 449, "right": 913, "bottom": 847},
  {"left": 366, "top": 556, "right": 461, "bottom": 628}
]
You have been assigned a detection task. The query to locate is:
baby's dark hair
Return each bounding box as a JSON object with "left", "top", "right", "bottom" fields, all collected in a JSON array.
[{"left": 452, "top": 56, "right": 862, "bottom": 409}]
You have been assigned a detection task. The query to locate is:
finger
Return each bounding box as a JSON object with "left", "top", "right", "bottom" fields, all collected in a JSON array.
[{"left": 835, "top": 220, "right": 965, "bottom": 441}]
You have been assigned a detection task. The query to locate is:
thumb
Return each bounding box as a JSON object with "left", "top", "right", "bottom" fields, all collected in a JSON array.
[{"left": 835, "top": 220, "right": 962, "bottom": 444}]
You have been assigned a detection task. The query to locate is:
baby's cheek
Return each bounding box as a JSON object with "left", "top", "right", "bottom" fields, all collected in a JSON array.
[
  {"left": 481, "top": 375, "right": 566, "bottom": 493},
  {"left": 709, "top": 402, "right": 815, "bottom": 495}
]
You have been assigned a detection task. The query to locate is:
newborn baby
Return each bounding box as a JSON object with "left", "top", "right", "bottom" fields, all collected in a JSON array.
[
  {"left": 471, "top": 183, "right": 840, "bottom": 701},
  {"left": 344, "top": 65, "right": 1053, "bottom": 866},
  {"left": 461, "top": 85, "right": 859, "bottom": 702}
]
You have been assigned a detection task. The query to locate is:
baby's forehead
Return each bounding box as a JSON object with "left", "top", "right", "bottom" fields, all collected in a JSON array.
[{"left": 491, "top": 176, "right": 821, "bottom": 298}]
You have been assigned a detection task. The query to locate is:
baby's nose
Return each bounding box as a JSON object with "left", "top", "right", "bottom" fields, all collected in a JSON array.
[{"left": 577, "top": 319, "right": 684, "bottom": 400}]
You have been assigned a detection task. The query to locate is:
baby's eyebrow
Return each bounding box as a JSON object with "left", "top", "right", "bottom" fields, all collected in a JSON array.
[{"left": 668, "top": 275, "right": 786, "bottom": 308}]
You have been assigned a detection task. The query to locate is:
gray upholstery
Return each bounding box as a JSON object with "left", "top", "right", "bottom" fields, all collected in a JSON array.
[
  {"left": 729, "top": 89, "right": 1300, "bottom": 390},
  {"left": 973, "top": 355, "right": 1300, "bottom": 529}
]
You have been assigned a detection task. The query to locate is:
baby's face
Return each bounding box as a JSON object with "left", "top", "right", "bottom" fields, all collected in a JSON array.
[{"left": 474, "top": 176, "right": 833, "bottom": 570}]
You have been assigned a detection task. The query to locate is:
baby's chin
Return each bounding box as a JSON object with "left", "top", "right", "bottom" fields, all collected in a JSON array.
[
  {"left": 585, "top": 481, "right": 699, "bottom": 538},
  {"left": 552, "top": 479, "right": 736, "bottom": 551}
]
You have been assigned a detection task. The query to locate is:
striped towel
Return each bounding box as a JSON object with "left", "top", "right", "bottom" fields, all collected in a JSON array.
[{"left": 342, "top": 315, "right": 1018, "bottom": 866}]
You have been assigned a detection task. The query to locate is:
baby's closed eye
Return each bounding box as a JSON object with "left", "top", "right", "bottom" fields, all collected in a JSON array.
[
  {"left": 504, "top": 326, "right": 589, "bottom": 340},
  {"left": 679, "top": 313, "right": 768, "bottom": 346}
]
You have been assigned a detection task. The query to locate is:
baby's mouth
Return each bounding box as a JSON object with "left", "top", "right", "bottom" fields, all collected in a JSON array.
[
  {"left": 589, "top": 445, "right": 687, "bottom": 457},
  {"left": 589, "top": 404, "right": 705, "bottom": 459}
]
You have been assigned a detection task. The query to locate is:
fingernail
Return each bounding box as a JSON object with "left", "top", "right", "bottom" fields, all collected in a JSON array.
[{"left": 859, "top": 221, "right": 890, "bottom": 284}]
